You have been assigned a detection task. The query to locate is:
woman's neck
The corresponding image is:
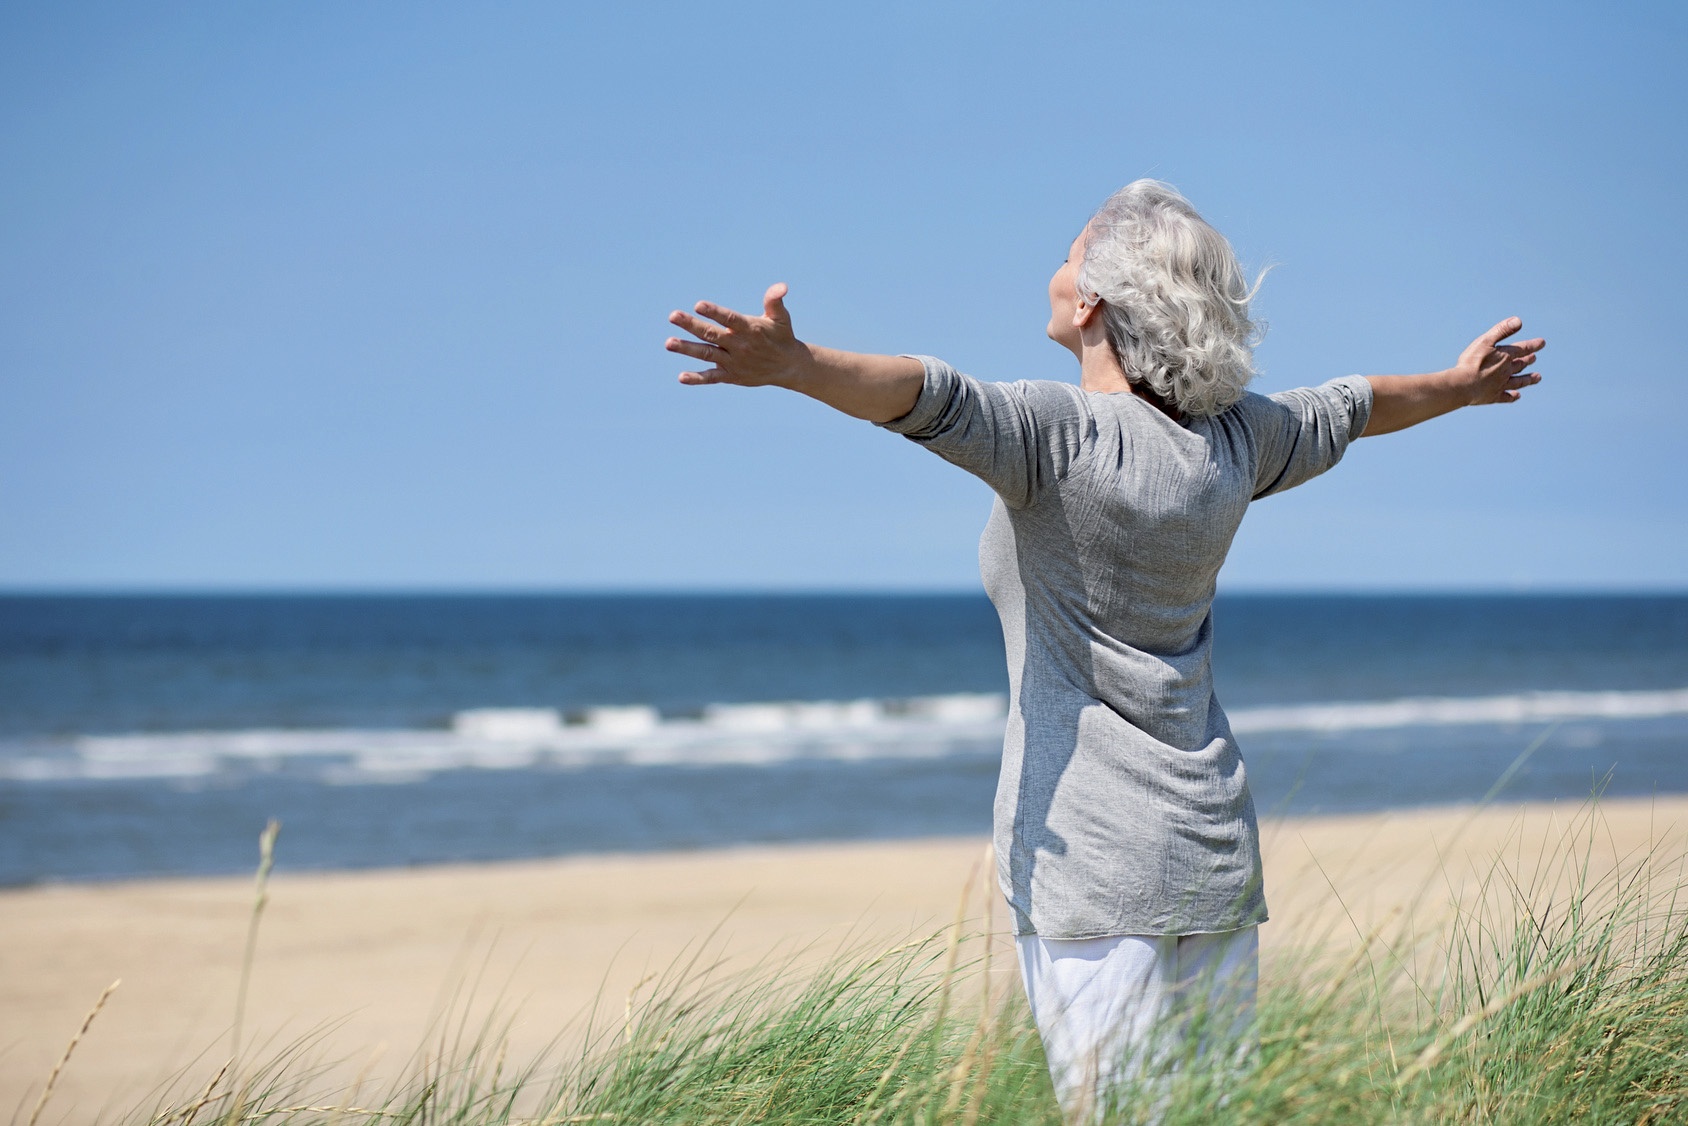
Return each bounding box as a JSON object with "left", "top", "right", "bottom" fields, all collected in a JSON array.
[{"left": 1078, "top": 346, "right": 1183, "bottom": 422}]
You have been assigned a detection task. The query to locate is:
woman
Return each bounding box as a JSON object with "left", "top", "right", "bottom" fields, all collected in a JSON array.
[{"left": 663, "top": 180, "right": 1543, "bottom": 1120}]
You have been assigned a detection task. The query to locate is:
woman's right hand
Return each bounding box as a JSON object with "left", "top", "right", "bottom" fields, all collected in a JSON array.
[
  {"left": 1360, "top": 316, "right": 1545, "bottom": 437},
  {"left": 1447, "top": 316, "right": 1545, "bottom": 406}
]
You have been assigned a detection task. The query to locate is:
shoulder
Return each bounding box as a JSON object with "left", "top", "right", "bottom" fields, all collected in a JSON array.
[
  {"left": 1216, "top": 383, "right": 1365, "bottom": 431},
  {"left": 1011, "top": 380, "right": 1100, "bottom": 446},
  {"left": 1192, "top": 390, "right": 1284, "bottom": 446},
  {"left": 951, "top": 371, "right": 1096, "bottom": 430},
  {"left": 1011, "top": 379, "right": 1093, "bottom": 413},
  {"left": 1220, "top": 389, "right": 1288, "bottom": 420}
]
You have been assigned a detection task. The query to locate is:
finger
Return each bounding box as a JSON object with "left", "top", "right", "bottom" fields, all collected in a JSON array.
[
  {"left": 665, "top": 337, "right": 722, "bottom": 362},
  {"left": 678, "top": 368, "right": 727, "bottom": 386},
  {"left": 1497, "top": 340, "right": 1545, "bottom": 361},
  {"left": 1477, "top": 316, "right": 1523, "bottom": 348},
  {"left": 1497, "top": 351, "right": 1543, "bottom": 376},
  {"left": 694, "top": 300, "right": 754, "bottom": 332},
  {"left": 763, "top": 282, "right": 791, "bottom": 326},
  {"left": 668, "top": 310, "right": 729, "bottom": 346},
  {"left": 1505, "top": 371, "right": 1542, "bottom": 390}
]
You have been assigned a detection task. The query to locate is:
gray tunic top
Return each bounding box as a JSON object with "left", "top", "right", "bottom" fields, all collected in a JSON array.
[{"left": 882, "top": 357, "right": 1373, "bottom": 938}]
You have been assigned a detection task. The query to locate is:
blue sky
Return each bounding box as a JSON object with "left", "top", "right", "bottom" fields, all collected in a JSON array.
[{"left": 1, "top": 1, "right": 1683, "bottom": 591}]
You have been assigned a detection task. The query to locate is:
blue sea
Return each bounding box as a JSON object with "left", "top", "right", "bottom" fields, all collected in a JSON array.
[{"left": 2, "top": 593, "right": 1685, "bottom": 885}]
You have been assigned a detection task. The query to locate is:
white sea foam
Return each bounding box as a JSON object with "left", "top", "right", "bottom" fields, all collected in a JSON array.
[
  {"left": 583, "top": 705, "right": 661, "bottom": 735},
  {"left": 1, "top": 687, "right": 1684, "bottom": 786},
  {"left": 452, "top": 708, "right": 563, "bottom": 740},
  {"left": 1227, "top": 687, "right": 1688, "bottom": 735}
]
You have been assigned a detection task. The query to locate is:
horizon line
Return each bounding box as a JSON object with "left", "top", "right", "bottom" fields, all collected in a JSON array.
[{"left": 1, "top": 584, "right": 1685, "bottom": 598}]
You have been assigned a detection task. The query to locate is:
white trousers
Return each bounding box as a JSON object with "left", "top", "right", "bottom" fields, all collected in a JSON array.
[{"left": 1015, "top": 926, "right": 1258, "bottom": 1123}]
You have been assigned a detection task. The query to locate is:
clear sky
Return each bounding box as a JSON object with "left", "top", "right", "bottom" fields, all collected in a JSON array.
[{"left": 2, "top": 1, "right": 1683, "bottom": 591}]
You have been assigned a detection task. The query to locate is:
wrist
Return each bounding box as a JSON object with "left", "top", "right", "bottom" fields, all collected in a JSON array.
[
  {"left": 1437, "top": 366, "right": 1479, "bottom": 409},
  {"left": 772, "top": 341, "right": 822, "bottom": 392}
]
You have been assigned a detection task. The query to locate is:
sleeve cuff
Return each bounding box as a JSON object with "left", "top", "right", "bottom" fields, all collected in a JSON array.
[
  {"left": 1331, "top": 374, "right": 1374, "bottom": 442},
  {"left": 877, "top": 355, "right": 958, "bottom": 436}
]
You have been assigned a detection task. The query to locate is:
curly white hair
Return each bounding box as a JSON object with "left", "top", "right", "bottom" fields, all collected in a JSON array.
[{"left": 1077, "top": 180, "right": 1265, "bottom": 417}]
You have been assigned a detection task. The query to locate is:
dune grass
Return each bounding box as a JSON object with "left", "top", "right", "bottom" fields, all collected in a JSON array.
[{"left": 88, "top": 798, "right": 1688, "bottom": 1125}]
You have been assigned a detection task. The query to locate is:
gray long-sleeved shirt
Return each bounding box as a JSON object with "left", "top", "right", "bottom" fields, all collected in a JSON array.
[{"left": 881, "top": 357, "right": 1373, "bottom": 938}]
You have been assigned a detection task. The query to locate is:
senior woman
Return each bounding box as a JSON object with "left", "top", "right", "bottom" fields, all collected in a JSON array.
[{"left": 663, "top": 180, "right": 1543, "bottom": 1119}]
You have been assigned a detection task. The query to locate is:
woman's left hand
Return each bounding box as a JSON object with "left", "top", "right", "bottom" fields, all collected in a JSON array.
[
  {"left": 665, "top": 284, "right": 813, "bottom": 388},
  {"left": 663, "top": 284, "right": 925, "bottom": 421}
]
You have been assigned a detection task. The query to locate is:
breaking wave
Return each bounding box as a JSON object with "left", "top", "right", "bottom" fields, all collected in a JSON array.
[{"left": 3, "top": 687, "right": 1685, "bottom": 786}]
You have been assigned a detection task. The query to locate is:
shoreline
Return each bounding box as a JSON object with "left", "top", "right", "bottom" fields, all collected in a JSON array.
[
  {"left": 3, "top": 781, "right": 1686, "bottom": 892},
  {"left": 5, "top": 794, "right": 1686, "bottom": 1120}
]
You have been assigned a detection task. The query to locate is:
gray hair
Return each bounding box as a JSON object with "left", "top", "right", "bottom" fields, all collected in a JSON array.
[{"left": 1076, "top": 180, "right": 1264, "bottom": 417}]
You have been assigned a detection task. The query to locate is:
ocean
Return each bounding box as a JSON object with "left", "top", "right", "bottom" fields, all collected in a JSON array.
[{"left": 2, "top": 593, "right": 1685, "bottom": 885}]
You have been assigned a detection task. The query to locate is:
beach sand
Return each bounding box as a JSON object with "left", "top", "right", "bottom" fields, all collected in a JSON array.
[{"left": 4, "top": 795, "right": 1686, "bottom": 1122}]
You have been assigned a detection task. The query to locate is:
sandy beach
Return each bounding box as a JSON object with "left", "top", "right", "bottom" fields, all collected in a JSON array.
[{"left": 4, "top": 794, "right": 1685, "bottom": 1123}]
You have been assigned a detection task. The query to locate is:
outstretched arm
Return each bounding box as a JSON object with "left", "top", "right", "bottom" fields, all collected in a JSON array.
[
  {"left": 1361, "top": 317, "right": 1544, "bottom": 437},
  {"left": 665, "top": 284, "right": 924, "bottom": 423}
]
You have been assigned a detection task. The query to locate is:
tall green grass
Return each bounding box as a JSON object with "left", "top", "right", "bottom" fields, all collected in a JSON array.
[{"left": 101, "top": 799, "right": 1688, "bottom": 1125}]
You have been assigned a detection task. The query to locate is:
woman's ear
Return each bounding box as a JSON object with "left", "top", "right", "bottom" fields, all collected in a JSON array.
[{"left": 1072, "top": 297, "right": 1101, "bottom": 328}]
